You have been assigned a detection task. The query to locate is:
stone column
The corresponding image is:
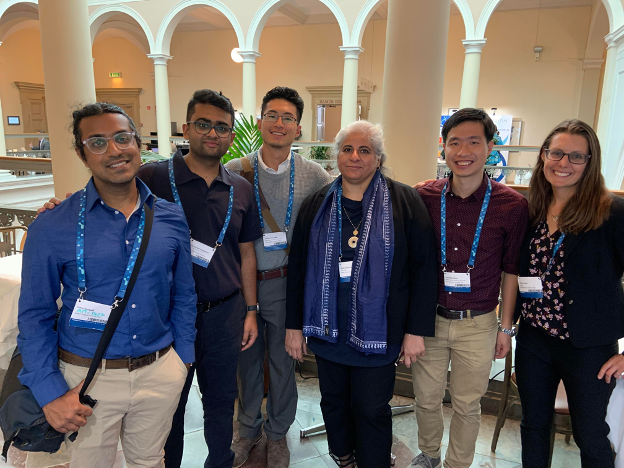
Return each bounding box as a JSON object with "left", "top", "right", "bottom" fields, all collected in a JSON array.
[
  {"left": 340, "top": 46, "right": 364, "bottom": 127},
  {"left": 459, "top": 39, "right": 487, "bottom": 109},
  {"left": 596, "top": 43, "right": 617, "bottom": 146},
  {"left": 148, "top": 54, "right": 173, "bottom": 157},
  {"left": 0, "top": 91, "right": 6, "bottom": 157},
  {"left": 38, "top": 0, "right": 96, "bottom": 197},
  {"left": 238, "top": 50, "right": 261, "bottom": 122},
  {"left": 578, "top": 58, "right": 604, "bottom": 127},
  {"left": 381, "top": 0, "right": 452, "bottom": 184}
]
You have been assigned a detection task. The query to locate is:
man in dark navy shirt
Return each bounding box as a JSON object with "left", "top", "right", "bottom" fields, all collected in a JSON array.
[
  {"left": 20, "top": 103, "right": 197, "bottom": 467},
  {"left": 138, "top": 90, "right": 262, "bottom": 468}
]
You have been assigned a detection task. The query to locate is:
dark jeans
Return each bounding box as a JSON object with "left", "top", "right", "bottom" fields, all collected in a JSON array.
[
  {"left": 164, "top": 293, "right": 246, "bottom": 468},
  {"left": 515, "top": 322, "right": 618, "bottom": 468},
  {"left": 315, "top": 355, "right": 396, "bottom": 468}
]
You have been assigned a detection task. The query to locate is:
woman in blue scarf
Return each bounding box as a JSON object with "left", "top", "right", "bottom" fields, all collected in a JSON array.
[{"left": 285, "top": 121, "right": 438, "bottom": 467}]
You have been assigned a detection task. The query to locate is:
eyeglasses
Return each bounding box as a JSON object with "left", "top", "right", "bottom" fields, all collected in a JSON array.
[
  {"left": 82, "top": 132, "right": 136, "bottom": 154},
  {"left": 262, "top": 113, "right": 298, "bottom": 125},
  {"left": 188, "top": 121, "right": 233, "bottom": 137},
  {"left": 545, "top": 149, "right": 591, "bottom": 165}
]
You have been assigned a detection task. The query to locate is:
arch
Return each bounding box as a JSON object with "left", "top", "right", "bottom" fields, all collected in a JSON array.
[
  {"left": 155, "top": 0, "right": 244, "bottom": 56},
  {"left": 246, "top": 0, "right": 349, "bottom": 51},
  {"left": 476, "top": 0, "right": 624, "bottom": 40},
  {"left": 352, "top": 0, "right": 475, "bottom": 48},
  {"left": 89, "top": 5, "right": 154, "bottom": 54},
  {"left": 586, "top": 1, "right": 610, "bottom": 58},
  {"left": 0, "top": 9, "right": 37, "bottom": 41},
  {"left": 0, "top": 18, "right": 36, "bottom": 41},
  {"left": 93, "top": 21, "right": 151, "bottom": 54},
  {"left": 0, "top": 0, "right": 37, "bottom": 20}
]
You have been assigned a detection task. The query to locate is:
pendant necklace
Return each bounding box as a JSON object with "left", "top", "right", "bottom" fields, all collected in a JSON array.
[{"left": 343, "top": 207, "right": 363, "bottom": 249}]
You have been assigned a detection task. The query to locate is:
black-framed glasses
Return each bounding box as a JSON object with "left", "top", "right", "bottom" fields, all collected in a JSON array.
[
  {"left": 262, "top": 113, "right": 298, "bottom": 125},
  {"left": 545, "top": 149, "right": 591, "bottom": 165},
  {"left": 82, "top": 132, "right": 136, "bottom": 154},
  {"left": 188, "top": 121, "right": 233, "bottom": 137}
]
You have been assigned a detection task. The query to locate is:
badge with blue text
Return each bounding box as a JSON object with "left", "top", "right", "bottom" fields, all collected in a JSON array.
[
  {"left": 263, "top": 232, "right": 288, "bottom": 251},
  {"left": 191, "top": 239, "right": 215, "bottom": 268},
  {"left": 70, "top": 299, "right": 112, "bottom": 331},
  {"left": 518, "top": 277, "right": 544, "bottom": 298},
  {"left": 443, "top": 272, "right": 471, "bottom": 292}
]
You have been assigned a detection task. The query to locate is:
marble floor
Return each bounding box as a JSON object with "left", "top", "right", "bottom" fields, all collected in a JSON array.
[{"left": 2, "top": 374, "right": 582, "bottom": 468}]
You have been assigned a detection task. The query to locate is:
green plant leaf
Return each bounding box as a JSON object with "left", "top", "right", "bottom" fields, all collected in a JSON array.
[{"left": 223, "top": 113, "right": 263, "bottom": 164}]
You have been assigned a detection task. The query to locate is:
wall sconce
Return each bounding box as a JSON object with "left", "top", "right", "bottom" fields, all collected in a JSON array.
[
  {"left": 534, "top": 46, "right": 543, "bottom": 61},
  {"left": 231, "top": 48, "right": 243, "bottom": 63}
]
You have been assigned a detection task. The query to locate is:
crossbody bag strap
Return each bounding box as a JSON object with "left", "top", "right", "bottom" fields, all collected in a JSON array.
[
  {"left": 68, "top": 200, "right": 155, "bottom": 441},
  {"left": 240, "top": 156, "right": 285, "bottom": 237}
]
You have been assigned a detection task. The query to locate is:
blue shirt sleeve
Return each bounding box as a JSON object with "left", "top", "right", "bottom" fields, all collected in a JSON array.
[
  {"left": 17, "top": 217, "right": 70, "bottom": 408},
  {"left": 168, "top": 209, "right": 197, "bottom": 363}
]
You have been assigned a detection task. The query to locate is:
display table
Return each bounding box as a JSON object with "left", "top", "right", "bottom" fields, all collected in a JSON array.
[
  {"left": 0, "top": 253, "right": 22, "bottom": 370},
  {"left": 607, "top": 338, "right": 624, "bottom": 468}
]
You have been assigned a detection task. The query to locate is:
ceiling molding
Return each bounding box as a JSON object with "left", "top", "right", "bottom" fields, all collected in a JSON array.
[{"left": 277, "top": 4, "right": 308, "bottom": 24}]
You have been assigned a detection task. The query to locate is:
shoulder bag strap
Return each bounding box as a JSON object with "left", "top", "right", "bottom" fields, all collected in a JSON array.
[{"left": 240, "top": 157, "right": 284, "bottom": 237}]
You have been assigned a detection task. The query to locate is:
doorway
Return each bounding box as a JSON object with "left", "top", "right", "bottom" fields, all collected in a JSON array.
[{"left": 307, "top": 86, "right": 371, "bottom": 141}]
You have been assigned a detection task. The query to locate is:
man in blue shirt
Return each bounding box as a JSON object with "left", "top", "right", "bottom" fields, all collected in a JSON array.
[{"left": 18, "top": 102, "right": 197, "bottom": 467}]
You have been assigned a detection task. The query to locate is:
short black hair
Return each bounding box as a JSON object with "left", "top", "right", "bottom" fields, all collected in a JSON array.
[
  {"left": 186, "top": 89, "right": 235, "bottom": 127},
  {"left": 261, "top": 87, "right": 304, "bottom": 123},
  {"left": 441, "top": 108, "right": 497, "bottom": 143},
  {"left": 71, "top": 102, "right": 140, "bottom": 160}
]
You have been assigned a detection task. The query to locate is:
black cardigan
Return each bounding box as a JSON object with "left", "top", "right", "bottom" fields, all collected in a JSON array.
[
  {"left": 514, "top": 195, "right": 624, "bottom": 348},
  {"left": 285, "top": 177, "right": 438, "bottom": 345}
]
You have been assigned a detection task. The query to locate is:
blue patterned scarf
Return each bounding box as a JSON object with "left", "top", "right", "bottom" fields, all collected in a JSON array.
[{"left": 303, "top": 171, "right": 394, "bottom": 354}]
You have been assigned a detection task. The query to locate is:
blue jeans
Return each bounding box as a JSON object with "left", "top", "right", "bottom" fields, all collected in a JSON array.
[{"left": 164, "top": 293, "right": 246, "bottom": 468}]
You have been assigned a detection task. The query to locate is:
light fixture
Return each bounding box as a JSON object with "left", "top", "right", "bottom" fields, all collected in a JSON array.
[
  {"left": 231, "top": 48, "right": 243, "bottom": 63},
  {"left": 534, "top": 46, "right": 543, "bottom": 61}
]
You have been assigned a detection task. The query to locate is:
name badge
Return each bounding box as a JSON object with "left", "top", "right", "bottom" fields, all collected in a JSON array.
[
  {"left": 191, "top": 238, "right": 215, "bottom": 268},
  {"left": 263, "top": 232, "right": 288, "bottom": 251},
  {"left": 444, "top": 272, "right": 471, "bottom": 292},
  {"left": 519, "top": 277, "right": 544, "bottom": 298},
  {"left": 70, "top": 299, "right": 111, "bottom": 331},
  {"left": 339, "top": 261, "right": 353, "bottom": 283}
]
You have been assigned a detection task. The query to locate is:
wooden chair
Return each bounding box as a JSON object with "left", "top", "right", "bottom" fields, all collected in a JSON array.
[
  {"left": 0, "top": 226, "right": 27, "bottom": 257},
  {"left": 491, "top": 346, "right": 573, "bottom": 468}
]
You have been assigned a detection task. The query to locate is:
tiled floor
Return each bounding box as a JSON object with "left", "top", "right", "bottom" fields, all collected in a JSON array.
[{"left": 2, "top": 374, "right": 582, "bottom": 468}]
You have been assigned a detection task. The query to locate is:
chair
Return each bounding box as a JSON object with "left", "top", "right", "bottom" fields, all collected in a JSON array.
[
  {"left": 491, "top": 346, "right": 573, "bottom": 468},
  {"left": 0, "top": 226, "right": 27, "bottom": 257}
]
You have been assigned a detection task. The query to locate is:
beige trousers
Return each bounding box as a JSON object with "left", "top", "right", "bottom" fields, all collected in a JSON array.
[
  {"left": 411, "top": 311, "right": 498, "bottom": 468},
  {"left": 59, "top": 348, "right": 188, "bottom": 468}
]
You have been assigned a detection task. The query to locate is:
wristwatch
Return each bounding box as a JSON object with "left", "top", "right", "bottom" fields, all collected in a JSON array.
[
  {"left": 247, "top": 304, "right": 259, "bottom": 312},
  {"left": 498, "top": 323, "right": 517, "bottom": 337}
]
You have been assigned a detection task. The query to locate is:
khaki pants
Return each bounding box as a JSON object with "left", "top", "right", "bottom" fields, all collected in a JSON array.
[
  {"left": 59, "top": 348, "right": 188, "bottom": 468},
  {"left": 411, "top": 311, "right": 498, "bottom": 468}
]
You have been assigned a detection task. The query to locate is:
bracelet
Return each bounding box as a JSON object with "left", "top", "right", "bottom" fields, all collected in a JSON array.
[{"left": 498, "top": 323, "right": 517, "bottom": 337}]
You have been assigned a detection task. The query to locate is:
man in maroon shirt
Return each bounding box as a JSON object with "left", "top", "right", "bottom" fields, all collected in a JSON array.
[{"left": 411, "top": 109, "right": 528, "bottom": 468}]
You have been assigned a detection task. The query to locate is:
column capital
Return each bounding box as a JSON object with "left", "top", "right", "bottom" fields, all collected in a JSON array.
[
  {"left": 237, "top": 50, "right": 261, "bottom": 63},
  {"left": 606, "top": 24, "right": 624, "bottom": 49},
  {"left": 147, "top": 54, "right": 173, "bottom": 65},
  {"left": 583, "top": 58, "right": 605, "bottom": 70},
  {"left": 340, "top": 46, "right": 364, "bottom": 60},
  {"left": 462, "top": 39, "right": 487, "bottom": 54}
]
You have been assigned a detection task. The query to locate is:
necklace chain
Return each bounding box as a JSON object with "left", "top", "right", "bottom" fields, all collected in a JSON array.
[{"left": 343, "top": 207, "right": 363, "bottom": 234}]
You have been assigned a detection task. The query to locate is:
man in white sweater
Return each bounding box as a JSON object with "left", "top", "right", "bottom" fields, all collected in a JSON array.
[{"left": 225, "top": 87, "right": 332, "bottom": 467}]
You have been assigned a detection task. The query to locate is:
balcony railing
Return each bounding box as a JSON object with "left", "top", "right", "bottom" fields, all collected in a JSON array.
[{"left": 0, "top": 205, "right": 37, "bottom": 228}]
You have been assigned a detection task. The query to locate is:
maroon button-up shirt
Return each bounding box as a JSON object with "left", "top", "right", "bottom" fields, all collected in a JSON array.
[{"left": 418, "top": 175, "right": 528, "bottom": 311}]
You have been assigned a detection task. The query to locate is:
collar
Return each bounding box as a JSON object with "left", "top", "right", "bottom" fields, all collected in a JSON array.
[
  {"left": 85, "top": 176, "right": 154, "bottom": 212},
  {"left": 172, "top": 149, "right": 235, "bottom": 187},
  {"left": 257, "top": 146, "right": 291, "bottom": 175},
  {"left": 445, "top": 172, "right": 489, "bottom": 201}
]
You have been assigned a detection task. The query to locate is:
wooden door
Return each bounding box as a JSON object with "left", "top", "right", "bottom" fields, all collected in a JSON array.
[
  {"left": 14, "top": 82, "right": 48, "bottom": 149},
  {"left": 96, "top": 88, "right": 142, "bottom": 133}
]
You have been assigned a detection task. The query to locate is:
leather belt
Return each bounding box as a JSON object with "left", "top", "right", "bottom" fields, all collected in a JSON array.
[
  {"left": 436, "top": 305, "right": 493, "bottom": 321},
  {"left": 257, "top": 266, "right": 288, "bottom": 281},
  {"left": 58, "top": 344, "right": 171, "bottom": 372},
  {"left": 197, "top": 290, "right": 239, "bottom": 313}
]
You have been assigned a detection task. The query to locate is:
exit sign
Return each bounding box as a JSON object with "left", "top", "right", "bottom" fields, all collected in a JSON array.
[{"left": 109, "top": 72, "right": 122, "bottom": 78}]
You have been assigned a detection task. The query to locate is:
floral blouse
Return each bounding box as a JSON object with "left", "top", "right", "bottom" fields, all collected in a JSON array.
[{"left": 520, "top": 222, "right": 570, "bottom": 340}]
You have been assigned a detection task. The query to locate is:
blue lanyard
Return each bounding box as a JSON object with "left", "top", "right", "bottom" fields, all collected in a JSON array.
[
  {"left": 254, "top": 151, "right": 296, "bottom": 232},
  {"left": 441, "top": 177, "right": 492, "bottom": 272},
  {"left": 76, "top": 187, "right": 146, "bottom": 307},
  {"left": 337, "top": 184, "right": 343, "bottom": 258},
  {"left": 542, "top": 232, "right": 565, "bottom": 279},
  {"left": 168, "top": 157, "right": 234, "bottom": 247}
]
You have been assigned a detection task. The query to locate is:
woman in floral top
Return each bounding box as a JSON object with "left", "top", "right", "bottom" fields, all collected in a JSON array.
[{"left": 514, "top": 119, "right": 624, "bottom": 468}]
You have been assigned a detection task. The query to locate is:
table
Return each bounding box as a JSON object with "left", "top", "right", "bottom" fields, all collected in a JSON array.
[
  {"left": 0, "top": 253, "right": 21, "bottom": 370},
  {"left": 607, "top": 338, "right": 624, "bottom": 467}
]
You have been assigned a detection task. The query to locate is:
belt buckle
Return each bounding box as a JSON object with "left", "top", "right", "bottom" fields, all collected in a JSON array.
[{"left": 451, "top": 309, "right": 465, "bottom": 320}]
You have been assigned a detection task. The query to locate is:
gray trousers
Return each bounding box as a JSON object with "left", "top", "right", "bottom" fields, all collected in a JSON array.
[{"left": 237, "top": 276, "right": 298, "bottom": 441}]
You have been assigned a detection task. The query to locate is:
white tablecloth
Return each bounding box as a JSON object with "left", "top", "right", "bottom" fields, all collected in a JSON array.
[
  {"left": 0, "top": 253, "right": 22, "bottom": 370},
  {"left": 607, "top": 338, "right": 624, "bottom": 467}
]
